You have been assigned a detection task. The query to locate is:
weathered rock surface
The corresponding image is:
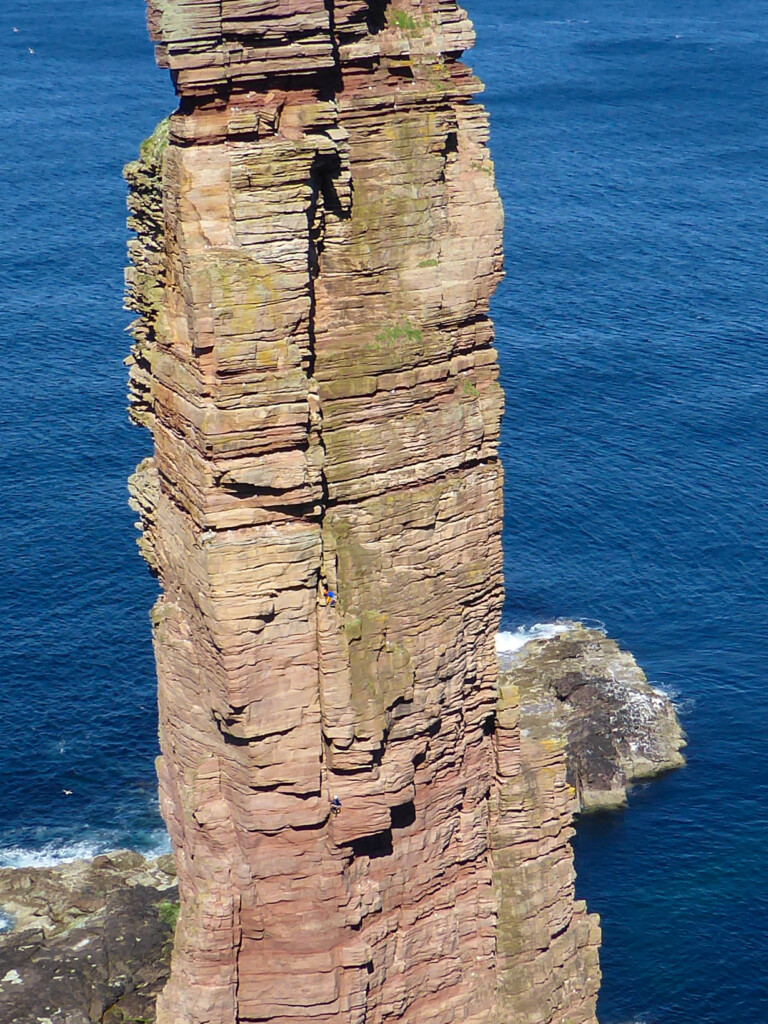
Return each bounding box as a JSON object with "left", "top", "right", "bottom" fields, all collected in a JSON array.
[
  {"left": 126, "top": 2, "right": 601, "bottom": 1023},
  {"left": 492, "top": 677, "right": 601, "bottom": 1024},
  {"left": 0, "top": 851, "right": 177, "bottom": 1024},
  {"left": 499, "top": 623, "right": 686, "bottom": 812}
]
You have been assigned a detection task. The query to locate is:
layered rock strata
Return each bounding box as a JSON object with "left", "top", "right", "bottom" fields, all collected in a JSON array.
[
  {"left": 492, "top": 676, "right": 601, "bottom": 1024},
  {"left": 126, "top": 3, "right": 601, "bottom": 1023},
  {"left": 499, "top": 624, "right": 686, "bottom": 812}
]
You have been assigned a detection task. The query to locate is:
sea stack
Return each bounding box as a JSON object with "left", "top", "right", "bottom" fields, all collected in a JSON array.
[{"left": 125, "top": 3, "right": 600, "bottom": 1023}]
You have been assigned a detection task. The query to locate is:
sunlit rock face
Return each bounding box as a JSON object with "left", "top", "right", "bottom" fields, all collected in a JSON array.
[{"left": 125, "top": 3, "right": 600, "bottom": 1023}]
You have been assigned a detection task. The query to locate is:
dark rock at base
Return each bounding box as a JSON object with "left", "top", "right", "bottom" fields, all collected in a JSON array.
[
  {"left": 499, "top": 623, "right": 686, "bottom": 812},
  {"left": 0, "top": 851, "right": 176, "bottom": 1024}
]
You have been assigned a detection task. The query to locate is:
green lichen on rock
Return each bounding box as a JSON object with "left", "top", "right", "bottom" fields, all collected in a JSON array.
[
  {"left": 389, "top": 10, "right": 419, "bottom": 32},
  {"left": 123, "top": 116, "right": 170, "bottom": 304},
  {"left": 388, "top": 9, "right": 433, "bottom": 36},
  {"left": 140, "top": 116, "right": 171, "bottom": 167},
  {"left": 324, "top": 512, "right": 414, "bottom": 741},
  {"left": 375, "top": 319, "right": 423, "bottom": 347},
  {"left": 124, "top": 116, "right": 171, "bottom": 427},
  {"left": 346, "top": 610, "right": 414, "bottom": 737},
  {"left": 152, "top": 0, "right": 213, "bottom": 43},
  {"left": 157, "top": 898, "right": 180, "bottom": 929}
]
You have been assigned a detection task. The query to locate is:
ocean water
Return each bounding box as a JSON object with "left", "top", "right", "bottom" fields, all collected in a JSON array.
[
  {"left": 473, "top": 2, "right": 768, "bottom": 1021},
  {"left": 1, "top": 0, "right": 767, "bottom": 1021},
  {"left": 0, "top": 0, "right": 173, "bottom": 862}
]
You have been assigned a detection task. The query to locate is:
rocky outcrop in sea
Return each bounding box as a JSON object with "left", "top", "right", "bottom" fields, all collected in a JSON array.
[
  {"left": 499, "top": 623, "right": 686, "bottom": 812},
  {"left": 125, "top": 0, "right": 527, "bottom": 1021}
]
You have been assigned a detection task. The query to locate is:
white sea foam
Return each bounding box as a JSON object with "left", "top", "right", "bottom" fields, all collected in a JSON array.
[
  {"left": 575, "top": 617, "right": 606, "bottom": 632},
  {"left": 0, "top": 830, "right": 172, "bottom": 869},
  {"left": 651, "top": 682, "right": 679, "bottom": 701},
  {"left": 645, "top": 680, "right": 695, "bottom": 717},
  {"left": 495, "top": 622, "right": 573, "bottom": 654},
  {"left": 0, "top": 841, "right": 107, "bottom": 868},
  {"left": 138, "top": 831, "right": 173, "bottom": 859}
]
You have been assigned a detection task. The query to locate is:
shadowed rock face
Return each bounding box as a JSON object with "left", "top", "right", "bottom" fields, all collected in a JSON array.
[
  {"left": 500, "top": 624, "right": 686, "bottom": 813},
  {"left": 125, "top": 3, "right": 601, "bottom": 1023}
]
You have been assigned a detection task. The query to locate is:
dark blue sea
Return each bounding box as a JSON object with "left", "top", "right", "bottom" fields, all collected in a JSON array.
[{"left": 2, "top": 0, "right": 767, "bottom": 1021}]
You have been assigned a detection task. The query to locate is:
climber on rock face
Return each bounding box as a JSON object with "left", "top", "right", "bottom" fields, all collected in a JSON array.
[
  {"left": 330, "top": 796, "right": 342, "bottom": 815},
  {"left": 324, "top": 588, "right": 337, "bottom": 608}
]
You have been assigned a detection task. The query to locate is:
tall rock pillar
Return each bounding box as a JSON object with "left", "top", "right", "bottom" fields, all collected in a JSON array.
[{"left": 125, "top": 3, "right": 600, "bottom": 1023}]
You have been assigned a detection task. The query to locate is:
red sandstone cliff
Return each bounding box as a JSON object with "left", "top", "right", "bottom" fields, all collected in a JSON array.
[{"left": 125, "top": 3, "right": 600, "bottom": 1022}]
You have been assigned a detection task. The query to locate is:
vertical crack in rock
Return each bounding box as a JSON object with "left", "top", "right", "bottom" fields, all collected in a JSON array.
[{"left": 125, "top": 3, "right": 601, "bottom": 1023}]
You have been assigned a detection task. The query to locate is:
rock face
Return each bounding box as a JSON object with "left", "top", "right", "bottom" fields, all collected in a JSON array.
[
  {"left": 126, "top": 3, "right": 601, "bottom": 1023},
  {"left": 492, "top": 678, "right": 601, "bottom": 1024},
  {"left": 500, "top": 624, "right": 686, "bottom": 813},
  {"left": 0, "top": 852, "right": 177, "bottom": 1024}
]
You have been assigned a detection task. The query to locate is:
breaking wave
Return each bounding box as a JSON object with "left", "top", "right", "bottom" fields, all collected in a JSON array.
[
  {"left": 495, "top": 621, "right": 573, "bottom": 654},
  {"left": 0, "top": 830, "right": 171, "bottom": 869},
  {"left": 645, "top": 681, "right": 696, "bottom": 718}
]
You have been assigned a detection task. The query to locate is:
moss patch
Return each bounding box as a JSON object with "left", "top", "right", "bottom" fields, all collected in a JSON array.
[{"left": 157, "top": 899, "right": 180, "bottom": 929}]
